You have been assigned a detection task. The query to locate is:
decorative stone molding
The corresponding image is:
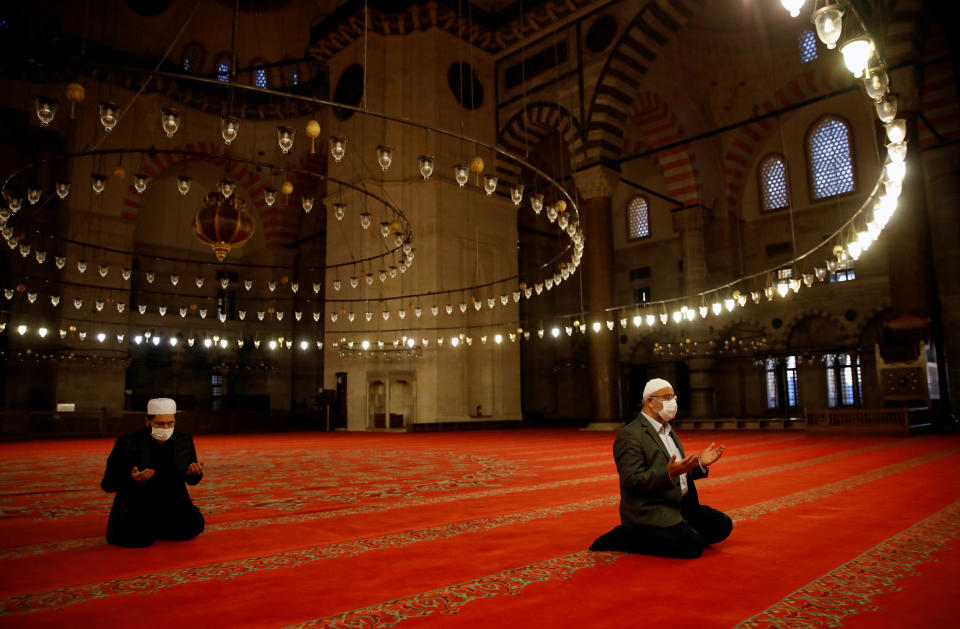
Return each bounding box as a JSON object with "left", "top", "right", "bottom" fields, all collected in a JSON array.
[{"left": 573, "top": 165, "right": 619, "bottom": 201}]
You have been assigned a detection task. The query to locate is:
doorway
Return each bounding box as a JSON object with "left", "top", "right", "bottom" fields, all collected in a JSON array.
[{"left": 367, "top": 373, "right": 416, "bottom": 429}]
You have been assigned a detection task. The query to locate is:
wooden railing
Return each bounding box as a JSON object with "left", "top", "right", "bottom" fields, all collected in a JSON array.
[{"left": 805, "top": 408, "right": 910, "bottom": 427}]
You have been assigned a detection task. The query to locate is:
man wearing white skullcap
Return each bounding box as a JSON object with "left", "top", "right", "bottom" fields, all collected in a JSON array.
[
  {"left": 100, "top": 397, "right": 206, "bottom": 547},
  {"left": 590, "top": 378, "right": 731, "bottom": 558}
]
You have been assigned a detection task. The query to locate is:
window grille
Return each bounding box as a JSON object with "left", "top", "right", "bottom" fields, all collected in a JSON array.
[
  {"left": 627, "top": 195, "right": 650, "bottom": 240},
  {"left": 799, "top": 30, "right": 818, "bottom": 63},
  {"left": 808, "top": 116, "right": 855, "bottom": 200},
  {"left": 759, "top": 154, "right": 789, "bottom": 211}
]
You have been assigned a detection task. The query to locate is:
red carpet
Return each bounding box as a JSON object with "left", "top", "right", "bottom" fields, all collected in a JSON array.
[{"left": 1, "top": 429, "right": 959, "bottom": 628}]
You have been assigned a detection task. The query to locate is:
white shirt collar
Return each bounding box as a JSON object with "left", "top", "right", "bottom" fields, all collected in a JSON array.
[{"left": 641, "top": 411, "right": 671, "bottom": 436}]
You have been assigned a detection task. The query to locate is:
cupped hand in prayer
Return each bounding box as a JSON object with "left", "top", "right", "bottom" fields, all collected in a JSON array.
[
  {"left": 131, "top": 466, "right": 155, "bottom": 482},
  {"left": 667, "top": 453, "right": 699, "bottom": 477},
  {"left": 187, "top": 462, "right": 204, "bottom": 476},
  {"left": 699, "top": 442, "right": 726, "bottom": 467}
]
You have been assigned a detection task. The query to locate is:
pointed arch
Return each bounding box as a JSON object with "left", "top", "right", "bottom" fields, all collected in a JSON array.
[
  {"left": 583, "top": 0, "right": 705, "bottom": 164},
  {"left": 495, "top": 102, "right": 584, "bottom": 184}
]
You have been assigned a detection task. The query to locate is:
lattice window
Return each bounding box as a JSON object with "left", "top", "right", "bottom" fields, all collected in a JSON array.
[
  {"left": 251, "top": 60, "right": 268, "bottom": 88},
  {"left": 808, "top": 116, "right": 856, "bottom": 200},
  {"left": 626, "top": 195, "right": 650, "bottom": 240},
  {"left": 765, "top": 358, "right": 779, "bottom": 409},
  {"left": 217, "top": 55, "right": 231, "bottom": 82},
  {"left": 799, "top": 29, "right": 818, "bottom": 63},
  {"left": 826, "top": 353, "right": 862, "bottom": 407},
  {"left": 284, "top": 62, "right": 300, "bottom": 86},
  {"left": 785, "top": 355, "right": 799, "bottom": 407},
  {"left": 182, "top": 43, "right": 203, "bottom": 72},
  {"left": 759, "top": 154, "right": 789, "bottom": 211}
]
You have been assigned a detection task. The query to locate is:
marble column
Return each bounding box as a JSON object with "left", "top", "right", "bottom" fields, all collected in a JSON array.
[{"left": 574, "top": 165, "right": 622, "bottom": 429}]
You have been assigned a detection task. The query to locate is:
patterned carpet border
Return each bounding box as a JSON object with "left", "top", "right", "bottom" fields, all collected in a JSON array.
[{"left": 734, "top": 500, "right": 960, "bottom": 628}]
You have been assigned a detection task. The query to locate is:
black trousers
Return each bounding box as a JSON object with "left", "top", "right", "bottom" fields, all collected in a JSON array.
[
  {"left": 589, "top": 503, "right": 732, "bottom": 559},
  {"left": 107, "top": 499, "right": 205, "bottom": 548}
]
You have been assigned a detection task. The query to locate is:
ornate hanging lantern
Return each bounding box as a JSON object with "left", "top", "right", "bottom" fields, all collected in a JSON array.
[
  {"left": 329, "top": 136, "right": 347, "bottom": 162},
  {"left": 221, "top": 116, "right": 241, "bottom": 145},
  {"left": 811, "top": 1, "right": 843, "bottom": 49},
  {"left": 193, "top": 191, "right": 255, "bottom": 261},
  {"left": 133, "top": 173, "right": 148, "bottom": 194},
  {"left": 35, "top": 97, "right": 57, "bottom": 126},
  {"left": 218, "top": 178, "right": 236, "bottom": 198},
  {"left": 55, "top": 181, "right": 71, "bottom": 199},
  {"left": 301, "top": 196, "right": 314, "bottom": 213},
  {"left": 263, "top": 188, "right": 277, "bottom": 207},
  {"left": 333, "top": 202, "right": 345, "bottom": 220},
  {"left": 160, "top": 108, "right": 181, "bottom": 138},
  {"left": 177, "top": 176, "right": 191, "bottom": 195},
  {"left": 91, "top": 174, "right": 107, "bottom": 194},
  {"left": 454, "top": 164, "right": 469, "bottom": 187},
  {"left": 410, "top": 154, "right": 433, "bottom": 180},
  {"left": 277, "top": 126, "right": 295, "bottom": 154},
  {"left": 376, "top": 146, "right": 393, "bottom": 172},
  {"left": 511, "top": 184, "right": 524, "bottom": 206},
  {"left": 530, "top": 194, "right": 544, "bottom": 214},
  {"left": 483, "top": 174, "right": 498, "bottom": 196},
  {"left": 27, "top": 187, "right": 42, "bottom": 205},
  {"left": 98, "top": 101, "right": 120, "bottom": 133}
]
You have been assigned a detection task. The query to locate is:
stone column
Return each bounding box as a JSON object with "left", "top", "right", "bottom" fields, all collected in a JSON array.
[
  {"left": 671, "top": 205, "right": 711, "bottom": 295},
  {"left": 574, "top": 165, "right": 622, "bottom": 429},
  {"left": 685, "top": 357, "right": 716, "bottom": 419}
]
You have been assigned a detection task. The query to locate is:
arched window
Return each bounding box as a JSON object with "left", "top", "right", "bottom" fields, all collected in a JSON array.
[
  {"left": 283, "top": 61, "right": 300, "bottom": 87},
  {"left": 626, "top": 195, "right": 650, "bottom": 240},
  {"left": 758, "top": 153, "right": 789, "bottom": 212},
  {"left": 807, "top": 115, "right": 856, "bottom": 200},
  {"left": 216, "top": 54, "right": 231, "bottom": 82},
  {"left": 250, "top": 58, "right": 268, "bottom": 88},
  {"left": 181, "top": 43, "right": 203, "bottom": 73},
  {"left": 799, "top": 29, "right": 818, "bottom": 63}
]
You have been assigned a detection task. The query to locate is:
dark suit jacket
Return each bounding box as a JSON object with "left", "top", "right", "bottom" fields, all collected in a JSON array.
[
  {"left": 614, "top": 414, "right": 707, "bottom": 528},
  {"left": 101, "top": 428, "right": 202, "bottom": 536}
]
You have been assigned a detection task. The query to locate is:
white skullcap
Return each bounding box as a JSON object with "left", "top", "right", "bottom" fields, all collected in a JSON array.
[
  {"left": 642, "top": 378, "right": 673, "bottom": 401},
  {"left": 147, "top": 397, "right": 177, "bottom": 415}
]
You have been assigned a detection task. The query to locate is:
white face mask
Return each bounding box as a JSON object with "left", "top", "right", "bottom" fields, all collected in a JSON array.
[
  {"left": 658, "top": 399, "right": 678, "bottom": 421},
  {"left": 151, "top": 426, "right": 174, "bottom": 441}
]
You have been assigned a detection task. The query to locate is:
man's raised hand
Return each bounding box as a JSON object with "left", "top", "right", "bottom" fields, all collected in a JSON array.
[
  {"left": 187, "top": 462, "right": 204, "bottom": 476},
  {"left": 699, "top": 442, "right": 726, "bottom": 467},
  {"left": 131, "top": 466, "right": 155, "bottom": 482},
  {"left": 667, "top": 453, "right": 699, "bottom": 477}
]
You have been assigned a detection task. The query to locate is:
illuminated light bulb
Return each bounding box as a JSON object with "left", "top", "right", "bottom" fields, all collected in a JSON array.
[
  {"left": 803, "top": 273, "right": 814, "bottom": 287},
  {"left": 38, "top": 327, "right": 48, "bottom": 338},
  {"left": 565, "top": 326, "right": 573, "bottom": 336},
  {"left": 134, "top": 335, "right": 143, "bottom": 345},
  {"left": 863, "top": 66, "right": 889, "bottom": 101},
  {"left": 815, "top": 268, "right": 827, "bottom": 282},
  {"left": 847, "top": 241, "right": 862, "bottom": 260},
  {"left": 454, "top": 165, "right": 469, "bottom": 187},
  {"left": 646, "top": 314, "right": 656, "bottom": 327},
  {"left": 777, "top": 282, "right": 790, "bottom": 298},
  {"left": 632, "top": 315, "right": 641, "bottom": 327},
  {"left": 299, "top": 340, "right": 308, "bottom": 350},
  {"left": 482, "top": 174, "right": 498, "bottom": 196},
  {"left": 812, "top": 2, "right": 844, "bottom": 49},
  {"left": 98, "top": 101, "right": 120, "bottom": 132},
  {"left": 699, "top": 306, "right": 709, "bottom": 318},
  {"left": 376, "top": 146, "right": 393, "bottom": 172},
  {"left": 884, "top": 119, "right": 907, "bottom": 144},
  {"left": 268, "top": 340, "right": 277, "bottom": 350},
  {"left": 407, "top": 338, "right": 415, "bottom": 348},
  {"left": 591, "top": 321, "right": 602, "bottom": 333},
  {"left": 876, "top": 96, "right": 897, "bottom": 124},
  {"left": 858, "top": 230, "right": 873, "bottom": 251},
  {"left": 886, "top": 141, "right": 907, "bottom": 164},
  {"left": 724, "top": 298, "right": 735, "bottom": 312},
  {"left": 712, "top": 302, "right": 722, "bottom": 316},
  {"left": 35, "top": 97, "right": 57, "bottom": 126},
  {"left": 96, "top": 332, "right": 106, "bottom": 343},
  {"left": 790, "top": 278, "right": 802, "bottom": 293},
  {"left": 780, "top": 0, "right": 806, "bottom": 18},
  {"left": 750, "top": 291, "right": 761, "bottom": 303},
  {"left": 361, "top": 340, "right": 370, "bottom": 350},
  {"left": 450, "top": 336, "right": 460, "bottom": 348},
  {"left": 17, "top": 325, "right": 27, "bottom": 335},
  {"left": 660, "top": 312, "right": 668, "bottom": 325},
  {"left": 840, "top": 36, "right": 874, "bottom": 78},
  {"left": 160, "top": 107, "right": 181, "bottom": 138},
  {"left": 277, "top": 126, "right": 295, "bottom": 154},
  {"left": 329, "top": 136, "right": 347, "bottom": 162},
  {"left": 494, "top": 334, "right": 503, "bottom": 344},
  {"left": 170, "top": 337, "right": 178, "bottom": 347},
  {"left": 221, "top": 116, "right": 241, "bottom": 144},
  {"left": 685, "top": 309, "right": 697, "bottom": 321},
  {"left": 885, "top": 159, "right": 906, "bottom": 183},
  {"left": 152, "top": 336, "right": 161, "bottom": 346},
  {"left": 548, "top": 327, "right": 559, "bottom": 338},
  {"left": 884, "top": 179, "right": 902, "bottom": 199},
  {"left": 672, "top": 310, "right": 682, "bottom": 323},
  {"left": 219, "top": 339, "right": 228, "bottom": 349}
]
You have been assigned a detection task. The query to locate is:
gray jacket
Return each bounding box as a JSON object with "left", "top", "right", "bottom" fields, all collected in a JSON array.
[{"left": 614, "top": 415, "right": 707, "bottom": 528}]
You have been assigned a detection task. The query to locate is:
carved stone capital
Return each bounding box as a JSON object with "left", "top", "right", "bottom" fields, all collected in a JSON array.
[
  {"left": 574, "top": 165, "right": 620, "bottom": 200},
  {"left": 671, "top": 204, "right": 711, "bottom": 233}
]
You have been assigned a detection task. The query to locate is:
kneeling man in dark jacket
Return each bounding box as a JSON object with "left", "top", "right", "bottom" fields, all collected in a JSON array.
[
  {"left": 590, "top": 378, "right": 731, "bottom": 558},
  {"left": 101, "top": 398, "right": 205, "bottom": 547}
]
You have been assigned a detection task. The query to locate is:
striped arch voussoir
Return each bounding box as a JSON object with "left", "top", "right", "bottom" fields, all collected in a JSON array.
[
  {"left": 121, "top": 144, "right": 312, "bottom": 247},
  {"left": 625, "top": 90, "right": 699, "bottom": 205},
  {"left": 496, "top": 102, "right": 584, "bottom": 184},
  {"left": 584, "top": 0, "right": 703, "bottom": 164}
]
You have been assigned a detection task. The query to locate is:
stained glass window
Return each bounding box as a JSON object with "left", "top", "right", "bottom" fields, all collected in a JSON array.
[
  {"left": 759, "top": 154, "right": 789, "bottom": 211},
  {"left": 627, "top": 195, "right": 650, "bottom": 240},
  {"left": 808, "top": 116, "right": 855, "bottom": 200},
  {"left": 799, "top": 29, "right": 818, "bottom": 63}
]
